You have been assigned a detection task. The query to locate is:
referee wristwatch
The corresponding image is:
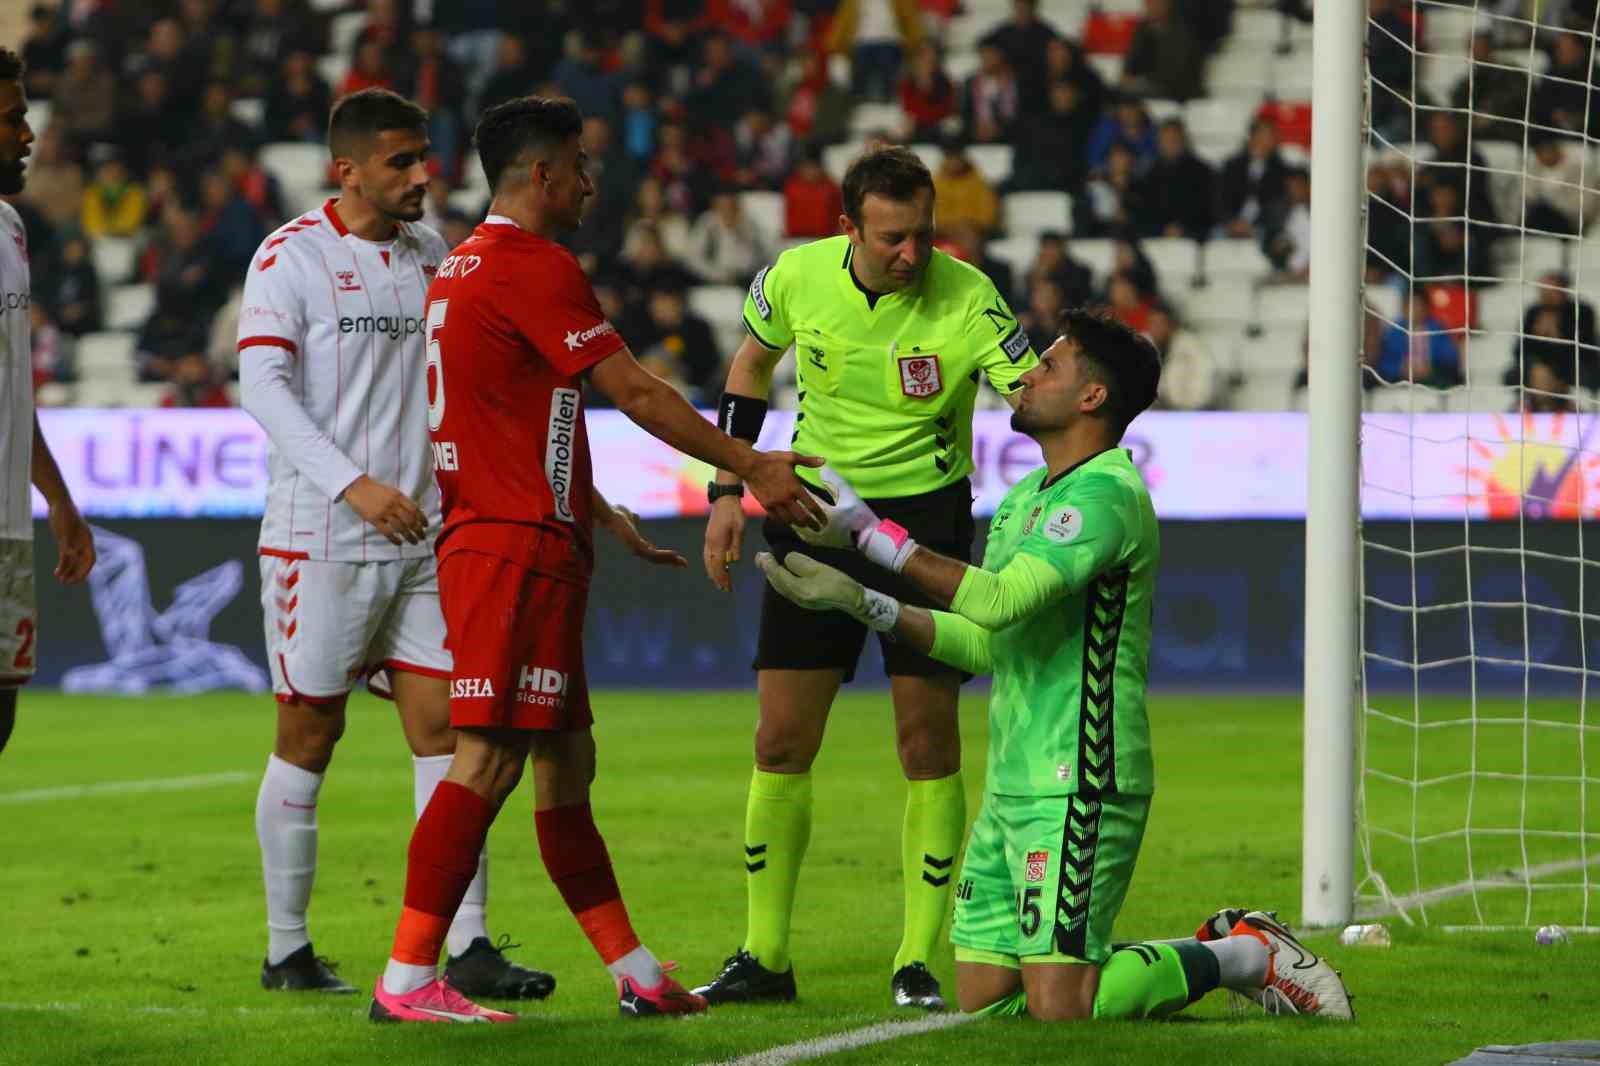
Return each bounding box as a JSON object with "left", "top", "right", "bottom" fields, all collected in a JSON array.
[{"left": 707, "top": 482, "right": 745, "bottom": 504}]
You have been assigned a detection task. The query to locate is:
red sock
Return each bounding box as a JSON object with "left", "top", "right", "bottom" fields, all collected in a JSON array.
[
  {"left": 391, "top": 781, "right": 495, "bottom": 966},
  {"left": 535, "top": 802, "right": 641, "bottom": 964}
]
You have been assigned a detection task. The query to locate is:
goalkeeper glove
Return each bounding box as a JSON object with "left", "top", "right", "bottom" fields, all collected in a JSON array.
[
  {"left": 755, "top": 551, "right": 901, "bottom": 632},
  {"left": 793, "top": 465, "right": 919, "bottom": 573}
]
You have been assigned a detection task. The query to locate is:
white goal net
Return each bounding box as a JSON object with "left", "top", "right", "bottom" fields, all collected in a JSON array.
[{"left": 1357, "top": 0, "right": 1600, "bottom": 930}]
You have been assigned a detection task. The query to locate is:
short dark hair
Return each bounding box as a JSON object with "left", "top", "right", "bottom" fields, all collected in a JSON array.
[
  {"left": 1058, "top": 308, "right": 1161, "bottom": 436},
  {"left": 474, "top": 95, "right": 583, "bottom": 192},
  {"left": 327, "top": 88, "right": 428, "bottom": 159},
  {"left": 0, "top": 48, "right": 22, "bottom": 83},
  {"left": 842, "top": 146, "right": 933, "bottom": 227}
]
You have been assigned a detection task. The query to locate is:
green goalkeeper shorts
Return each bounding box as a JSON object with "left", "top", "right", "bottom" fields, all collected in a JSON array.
[{"left": 951, "top": 791, "right": 1150, "bottom": 966}]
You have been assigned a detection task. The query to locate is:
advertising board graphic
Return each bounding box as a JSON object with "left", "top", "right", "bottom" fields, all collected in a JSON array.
[{"left": 30, "top": 410, "right": 1600, "bottom": 522}]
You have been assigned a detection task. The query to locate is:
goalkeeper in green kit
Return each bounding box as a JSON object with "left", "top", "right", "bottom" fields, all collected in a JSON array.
[{"left": 758, "top": 310, "right": 1355, "bottom": 1022}]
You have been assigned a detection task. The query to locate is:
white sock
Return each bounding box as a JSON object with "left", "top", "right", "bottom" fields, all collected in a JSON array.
[
  {"left": 1201, "top": 933, "right": 1271, "bottom": 990},
  {"left": 382, "top": 959, "right": 437, "bottom": 996},
  {"left": 412, "top": 754, "right": 491, "bottom": 958},
  {"left": 255, "top": 753, "right": 323, "bottom": 965},
  {"left": 605, "top": 944, "right": 664, "bottom": 988}
]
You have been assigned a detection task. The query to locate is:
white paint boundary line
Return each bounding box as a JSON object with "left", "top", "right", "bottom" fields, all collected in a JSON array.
[
  {"left": 0, "top": 771, "right": 253, "bottom": 805},
  {"left": 703, "top": 1012, "right": 978, "bottom": 1066},
  {"left": 1354, "top": 854, "right": 1600, "bottom": 920},
  {"left": 0, "top": 1001, "right": 352, "bottom": 1017}
]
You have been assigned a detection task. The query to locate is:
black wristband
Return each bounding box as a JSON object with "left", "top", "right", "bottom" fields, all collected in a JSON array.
[{"left": 718, "top": 392, "right": 769, "bottom": 442}]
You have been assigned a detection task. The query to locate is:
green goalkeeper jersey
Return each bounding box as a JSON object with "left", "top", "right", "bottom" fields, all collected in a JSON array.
[
  {"left": 742, "top": 236, "right": 1037, "bottom": 499},
  {"left": 971, "top": 449, "right": 1159, "bottom": 797}
]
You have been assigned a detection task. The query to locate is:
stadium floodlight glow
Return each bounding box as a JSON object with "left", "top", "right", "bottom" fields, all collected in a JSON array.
[{"left": 1343, "top": 0, "right": 1600, "bottom": 933}]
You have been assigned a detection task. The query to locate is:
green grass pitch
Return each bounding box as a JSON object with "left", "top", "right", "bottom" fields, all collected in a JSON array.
[{"left": 0, "top": 690, "right": 1593, "bottom": 1066}]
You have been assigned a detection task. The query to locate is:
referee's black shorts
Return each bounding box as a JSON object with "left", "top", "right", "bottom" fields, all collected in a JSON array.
[{"left": 753, "top": 477, "right": 976, "bottom": 683}]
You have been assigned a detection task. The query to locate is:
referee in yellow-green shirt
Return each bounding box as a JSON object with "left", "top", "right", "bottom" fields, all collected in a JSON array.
[{"left": 694, "top": 147, "right": 1039, "bottom": 1011}]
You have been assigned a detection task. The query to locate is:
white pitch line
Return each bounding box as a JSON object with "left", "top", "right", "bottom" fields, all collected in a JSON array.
[
  {"left": 1354, "top": 853, "right": 1600, "bottom": 920},
  {"left": 0, "top": 771, "right": 253, "bottom": 805},
  {"left": 0, "top": 1001, "right": 347, "bottom": 1017},
  {"left": 705, "top": 1012, "right": 978, "bottom": 1066}
]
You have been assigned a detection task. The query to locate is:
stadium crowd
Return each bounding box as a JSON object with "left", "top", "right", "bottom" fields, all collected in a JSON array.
[{"left": 8, "top": 0, "right": 1600, "bottom": 414}]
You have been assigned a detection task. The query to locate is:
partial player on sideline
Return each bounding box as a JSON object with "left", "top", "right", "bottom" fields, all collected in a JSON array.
[
  {"left": 697, "top": 147, "right": 1038, "bottom": 1012},
  {"left": 0, "top": 47, "right": 94, "bottom": 757},
  {"left": 759, "top": 310, "right": 1354, "bottom": 1022},
  {"left": 238, "top": 89, "right": 551, "bottom": 998},
  {"left": 368, "top": 95, "right": 824, "bottom": 1024}
]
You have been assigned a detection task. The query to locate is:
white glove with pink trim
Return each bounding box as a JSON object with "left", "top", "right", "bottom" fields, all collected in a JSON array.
[{"left": 794, "top": 465, "right": 920, "bottom": 573}]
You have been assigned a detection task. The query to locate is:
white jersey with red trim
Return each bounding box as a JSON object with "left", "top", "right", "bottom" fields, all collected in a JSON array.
[
  {"left": 238, "top": 199, "right": 447, "bottom": 562},
  {"left": 0, "top": 201, "right": 33, "bottom": 543}
]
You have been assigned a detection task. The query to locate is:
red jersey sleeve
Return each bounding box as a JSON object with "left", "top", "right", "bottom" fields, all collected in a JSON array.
[{"left": 506, "top": 250, "right": 628, "bottom": 376}]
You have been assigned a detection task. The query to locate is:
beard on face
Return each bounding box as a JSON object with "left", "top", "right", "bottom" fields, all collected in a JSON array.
[
  {"left": 1009, "top": 405, "right": 1063, "bottom": 436},
  {"left": 0, "top": 160, "right": 24, "bottom": 196}
]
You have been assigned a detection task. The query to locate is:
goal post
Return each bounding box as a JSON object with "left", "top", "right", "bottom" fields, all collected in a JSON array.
[
  {"left": 1303, "top": 4, "right": 1366, "bottom": 930},
  {"left": 1323, "top": 1, "right": 1600, "bottom": 933}
]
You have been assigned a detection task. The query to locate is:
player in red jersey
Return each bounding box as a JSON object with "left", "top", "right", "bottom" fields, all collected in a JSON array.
[{"left": 369, "top": 95, "right": 825, "bottom": 1024}]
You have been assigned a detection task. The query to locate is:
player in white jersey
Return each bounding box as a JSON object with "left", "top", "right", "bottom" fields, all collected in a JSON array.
[
  {"left": 0, "top": 48, "right": 94, "bottom": 756},
  {"left": 238, "top": 89, "right": 554, "bottom": 998}
]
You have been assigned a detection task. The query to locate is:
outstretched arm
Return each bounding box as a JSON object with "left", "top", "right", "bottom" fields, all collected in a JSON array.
[{"left": 754, "top": 551, "right": 996, "bottom": 675}]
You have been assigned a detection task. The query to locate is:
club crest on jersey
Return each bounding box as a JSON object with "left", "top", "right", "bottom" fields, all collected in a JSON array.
[
  {"left": 898, "top": 354, "right": 942, "bottom": 398},
  {"left": 335, "top": 270, "right": 361, "bottom": 292},
  {"left": 1025, "top": 850, "right": 1049, "bottom": 883},
  {"left": 1021, "top": 505, "right": 1044, "bottom": 535}
]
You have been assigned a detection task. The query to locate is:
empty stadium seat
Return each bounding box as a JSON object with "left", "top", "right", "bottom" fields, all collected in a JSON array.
[
  {"left": 1003, "top": 191, "right": 1072, "bottom": 235},
  {"left": 1232, "top": 366, "right": 1304, "bottom": 411},
  {"left": 1184, "top": 282, "right": 1253, "bottom": 325},
  {"left": 1231, "top": 8, "right": 1293, "bottom": 43},
  {"left": 1144, "top": 98, "right": 1183, "bottom": 124},
  {"left": 317, "top": 53, "right": 350, "bottom": 93},
  {"left": 687, "top": 285, "right": 745, "bottom": 330},
  {"left": 1494, "top": 236, "right": 1570, "bottom": 283},
  {"left": 909, "top": 142, "right": 946, "bottom": 174},
  {"left": 1083, "top": 11, "right": 1140, "bottom": 54},
  {"left": 1443, "top": 384, "right": 1521, "bottom": 413},
  {"left": 849, "top": 103, "right": 905, "bottom": 138},
  {"left": 823, "top": 141, "right": 863, "bottom": 183},
  {"left": 75, "top": 333, "right": 136, "bottom": 383},
  {"left": 330, "top": 11, "right": 366, "bottom": 56},
  {"left": 1062, "top": 237, "right": 1115, "bottom": 285},
  {"left": 231, "top": 98, "right": 266, "bottom": 128},
  {"left": 1464, "top": 331, "right": 1513, "bottom": 386},
  {"left": 1142, "top": 237, "right": 1199, "bottom": 289},
  {"left": 260, "top": 142, "right": 330, "bottom": 196},
  {"left": 1255, "top": 283, "right": 1309, "bottom": 326},
  {"left": 986, "top": 234, "right": 1040, "bottom": 277},
  {"left": 1202, "top": 239, "right": 1270, "bottom": 280},
  {"left": 1368, "top": 383, "right": 1448, "bottom": 414},
  {"left": 1085, "top": 53, "right": 1124, "bottom": 86},
  {"left": 1184, "top": 97, "right": 1250, "bottom": 146},
  {"left": 107, "top": 284, "right": 155, "bottom": 331},
  {"left": 27, "top": 101, "right": 51, "bottom": 136},
  {"left": 91, "top": 237, "right": 137, "bottom": 286},
  {"left": 739, "top": 191, "right": 784, "bottom": 244},
  {"left": 966, "top": 143, "right": 1013, "bottom": 185}
]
